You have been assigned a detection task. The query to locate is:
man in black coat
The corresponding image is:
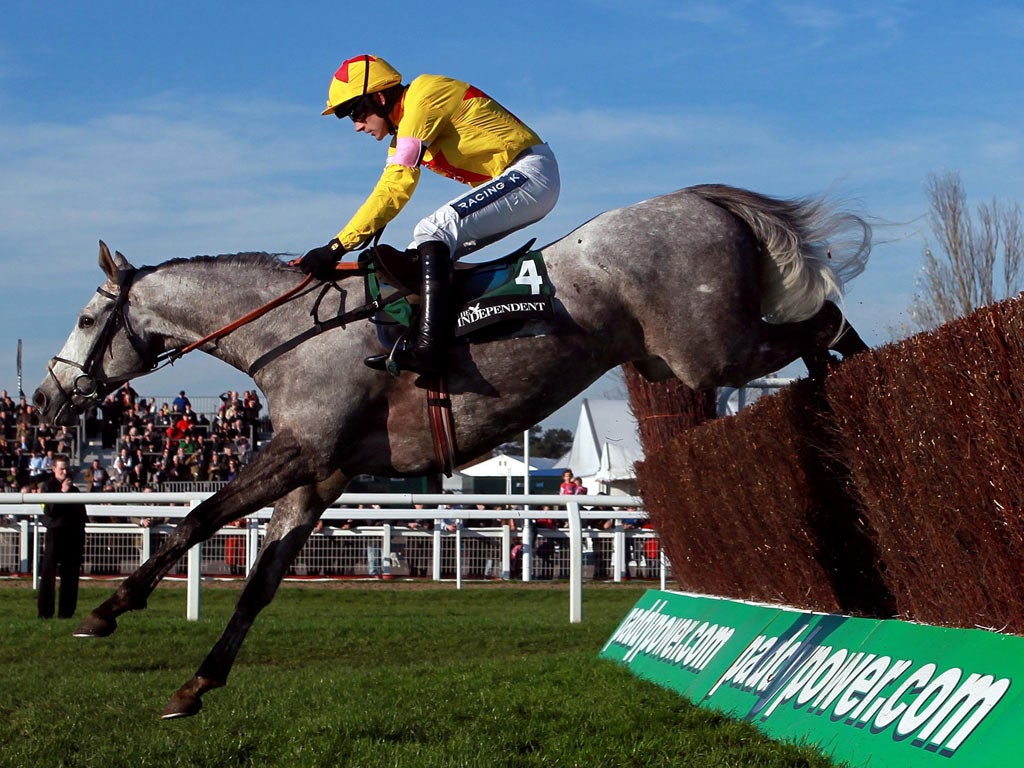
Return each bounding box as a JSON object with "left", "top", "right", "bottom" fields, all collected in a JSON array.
[{"left": 38, "top": 456, "right": 88, "bottom": 619}]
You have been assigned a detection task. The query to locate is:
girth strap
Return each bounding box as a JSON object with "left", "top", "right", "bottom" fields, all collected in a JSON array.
[{"left": 426, "top": 374, "right": 456, "bottom": 477}]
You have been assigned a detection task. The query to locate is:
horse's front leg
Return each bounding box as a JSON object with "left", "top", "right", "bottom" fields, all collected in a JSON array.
[
  {"left": 74, "top": 435, "right": 310, "bottom": 638},
  {"left": 161, "top": 479, "right": 344, "bottom": 719}
]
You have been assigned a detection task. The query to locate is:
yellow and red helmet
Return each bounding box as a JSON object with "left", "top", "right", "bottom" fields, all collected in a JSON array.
[{"left": 321, "top": 55, "right": 402, "bottom": 117}]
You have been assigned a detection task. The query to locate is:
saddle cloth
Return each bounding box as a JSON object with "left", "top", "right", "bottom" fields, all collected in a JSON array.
[{"left": 365, "top": 241, "right": 555, "bottom": 346}]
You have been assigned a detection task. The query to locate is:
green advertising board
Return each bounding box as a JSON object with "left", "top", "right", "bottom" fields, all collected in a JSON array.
[{"left": 600, "top": 590, "right": 1024, "bottom": 766}]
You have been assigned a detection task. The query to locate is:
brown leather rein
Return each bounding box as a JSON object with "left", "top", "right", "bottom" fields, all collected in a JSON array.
[{"left": 172, "top": 262, "right": 363, "bottom": 359}]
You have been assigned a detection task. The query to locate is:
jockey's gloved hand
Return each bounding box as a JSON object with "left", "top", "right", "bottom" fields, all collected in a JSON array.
[{"left": 299, "top": 239, "right": 346, "bottom": 280}]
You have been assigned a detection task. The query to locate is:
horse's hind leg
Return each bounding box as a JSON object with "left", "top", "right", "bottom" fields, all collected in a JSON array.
[
  {"left": 797, "top": 302, "right": 869, "bottom": 380},
  {"left": 74, "top": 434, "right": 311, "bottom": 638},
  {"left": 161, "top": 480, "right": 343, "bottom": 719},
  {"left": 721, "top": 301, "right": 868, "bottom": 385},
  {"left": 826, "top": 306, "right": 869, "bottom": 357}
]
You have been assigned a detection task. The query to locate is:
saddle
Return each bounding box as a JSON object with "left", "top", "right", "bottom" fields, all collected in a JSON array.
[
  {"left": 360, "top": 240, "right": 555, "bottom": 343},
  {"left": 308, "top": 241, "right": 555, "bottom": 479}
]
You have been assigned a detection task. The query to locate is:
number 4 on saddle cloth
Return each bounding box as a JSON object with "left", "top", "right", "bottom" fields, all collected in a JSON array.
[{"left": 363, "top": 240, "right": 555, "bottom": 353}]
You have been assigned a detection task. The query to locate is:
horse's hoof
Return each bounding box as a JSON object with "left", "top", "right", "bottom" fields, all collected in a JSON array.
[
  {"left": 159, "top": 696, "right": 201, "bottom": 724},
  {"left": 161, "top": 693, "right": 203, "bottom": 720},
  {"left": 72, "top": 612, "right": 117, "bottom": 638},
  {"left": 160, "top": 675, "right": 221, "bottom": 720}
]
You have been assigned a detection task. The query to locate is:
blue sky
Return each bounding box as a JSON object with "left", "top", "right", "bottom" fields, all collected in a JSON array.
[{"left": 2, "top": 2, "right": 1022, "bottom": 429}]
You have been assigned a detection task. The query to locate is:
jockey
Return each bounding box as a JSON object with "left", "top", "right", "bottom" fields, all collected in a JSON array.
[{"left": 300, "top": 54, "right": 560, "bottom": 375}]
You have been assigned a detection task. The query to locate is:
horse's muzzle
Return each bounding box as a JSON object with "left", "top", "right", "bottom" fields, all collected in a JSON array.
[{"left": 32, "top": 384, "right": 77, "bottom": 426}]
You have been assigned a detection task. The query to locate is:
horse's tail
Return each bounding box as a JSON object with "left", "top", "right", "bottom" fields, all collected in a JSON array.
[{"left": 687, "top": 184, "right": 871, "bottom": 323}]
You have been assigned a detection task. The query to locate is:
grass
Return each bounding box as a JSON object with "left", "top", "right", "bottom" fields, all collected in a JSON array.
[{"left": 0, "top": 582, "right": 842, "bottom": 768}]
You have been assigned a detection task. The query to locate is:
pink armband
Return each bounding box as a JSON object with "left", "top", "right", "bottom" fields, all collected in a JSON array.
[{"left": 388, "top": 137, "right": 424, "bottom": 168}]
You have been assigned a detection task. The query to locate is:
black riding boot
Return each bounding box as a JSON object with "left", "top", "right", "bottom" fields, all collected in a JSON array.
[{"left": 365, "top": 241, "right": 451, "bottom": 375}]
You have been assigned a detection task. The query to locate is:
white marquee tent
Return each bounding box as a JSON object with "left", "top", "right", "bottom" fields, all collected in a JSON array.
[{"left": 563, "top": 399, "right": 642, "bottom": 495}]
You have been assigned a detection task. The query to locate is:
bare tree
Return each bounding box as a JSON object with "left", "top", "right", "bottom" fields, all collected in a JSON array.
[{"left": 910, "top": 171, "right": 1024, "bottom": 330}]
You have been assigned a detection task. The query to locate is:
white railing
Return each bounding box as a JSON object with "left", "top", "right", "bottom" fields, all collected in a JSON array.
[{"left": 0, "top": 492, "right": 665, "bottom": 624}]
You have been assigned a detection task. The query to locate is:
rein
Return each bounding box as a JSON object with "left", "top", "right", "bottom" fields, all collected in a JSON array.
[
  {"left": 163, "top": 260, "right": 372, "bottom": 366},
  {"left": 45, "top": 260, "right": 376, "bottom": 416},
  {"left": 171, "top": 273, "right": 317, "bottom": 359}
]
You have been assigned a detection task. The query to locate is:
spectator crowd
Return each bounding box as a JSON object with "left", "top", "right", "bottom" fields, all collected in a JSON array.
[
  {"left": 0, "top": 381, "right": 661, "bottom": 583},
  {"left": 1, "top": 383, "right": 264, "bottom": 493}
]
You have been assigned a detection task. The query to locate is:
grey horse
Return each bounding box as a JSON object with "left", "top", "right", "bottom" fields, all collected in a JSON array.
[{"left": 32, "top": 184, "right": 870, "bottom": 718}]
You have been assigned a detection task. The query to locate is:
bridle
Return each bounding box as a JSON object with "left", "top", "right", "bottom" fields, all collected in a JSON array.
[
  {"left": 44, "top": 265, "right": 322, "bottom": 417},
  {"left": 45, "top": 267, "right": 157, "bottom": 415},
  {"left": 43, "top": 247, "right": 392, "bottom": 419}
]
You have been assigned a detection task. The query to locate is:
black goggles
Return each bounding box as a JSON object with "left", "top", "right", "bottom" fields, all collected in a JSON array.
[{"left": 334, "top": 97, "right": 371, "bottom": 123}]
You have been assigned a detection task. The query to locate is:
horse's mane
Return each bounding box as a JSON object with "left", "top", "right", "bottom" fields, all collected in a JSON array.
[{"left": 155, "top": 252, "right": 295, "bottom": 272}]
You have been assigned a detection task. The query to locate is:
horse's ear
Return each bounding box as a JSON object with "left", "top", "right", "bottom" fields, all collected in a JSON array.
[
  {"left": 99, "top": 240, "right": 117, "bottom": 280},
  {"left": 98, "top": 240, "right": 134, "bottom": 281}
]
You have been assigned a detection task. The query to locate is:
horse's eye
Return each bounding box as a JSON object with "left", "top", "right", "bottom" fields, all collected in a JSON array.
[{"left": 78, "top": 316, "right": 95, "bottom": 329}]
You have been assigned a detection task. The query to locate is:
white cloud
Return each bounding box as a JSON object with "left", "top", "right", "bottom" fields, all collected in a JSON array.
[
  {"left": 976, "top": 7, "right": 1024, "bottom": 39},
  {"left": 668, "top": 1, "right": 742, "bottom": 28},
  {"left": 5, "top": 86, "right": 1024, "bottom": 406},
  {"left": 777, "top": 3, "right": 846, "bottom": 31},
  {"left": 0, "top": 95, "right": 387, "bottom": 266}
]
